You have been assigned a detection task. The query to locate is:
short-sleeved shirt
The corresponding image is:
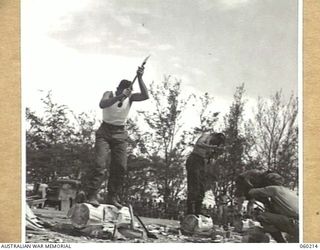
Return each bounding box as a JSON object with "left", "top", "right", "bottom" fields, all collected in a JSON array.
[{"left": 249, "top": 186, "right": 299, "bottom": 218}]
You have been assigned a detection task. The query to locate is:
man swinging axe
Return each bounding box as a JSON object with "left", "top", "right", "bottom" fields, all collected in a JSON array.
[{"left": 82, "top": 56, "right": 150, "bottom": 208}]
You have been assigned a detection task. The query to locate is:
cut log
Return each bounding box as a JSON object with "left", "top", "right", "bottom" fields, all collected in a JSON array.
[
  {"left": 117, "top": 226, "right": 145, "bottom": 239},
  {"left": 68, "top": 203, "right": 131, "bottom": 229},
  {"left": 26, "top": 203, "right": 44, "bottom": 231},
  {"left": 180, "top": 214, "right": 214, "bottom": 237},
  {"left": 113, "top": 204, "right": 145, "bottom": 240},
  {"left": 241, "top": 226, "right": 270, "bottom": 243}
]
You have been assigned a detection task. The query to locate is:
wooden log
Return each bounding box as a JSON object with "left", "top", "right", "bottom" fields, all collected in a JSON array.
[
  {"left": 241, "top": 226, "right": 270, "bottom": 243},
  {"left": 26, "top": 203, "right": 44, "bottom": 231},
  {"left": 117, "top": 226, "right": 145, "bottom": 239},
  {"left": 52, "top": 223, "right": 114, "bottom": 239},
  {"left": 68, "top": 203, "right": 131, "bottom": 229}
]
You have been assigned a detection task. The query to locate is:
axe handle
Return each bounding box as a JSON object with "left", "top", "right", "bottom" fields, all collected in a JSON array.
[
  {"left": 128, "top": 204, "right": 135, "bottom": 230},
  {"left": 117, "top": 57, "right": 149, "bottom": 107},
  {"left": 117, "top": 76, "right": 136, "bottom": 107},
  {"left": 135, "top": 215, "right": 158, "bottom": 239}
]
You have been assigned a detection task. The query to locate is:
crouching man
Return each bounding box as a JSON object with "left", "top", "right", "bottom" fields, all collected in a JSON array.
[{"left": 248, "top": 183, "right": 299, "bottom": 242}]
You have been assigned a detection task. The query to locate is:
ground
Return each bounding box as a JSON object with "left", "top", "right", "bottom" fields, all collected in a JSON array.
[{"left": 26, "top": 207, "right": 252, "bottom": 243}]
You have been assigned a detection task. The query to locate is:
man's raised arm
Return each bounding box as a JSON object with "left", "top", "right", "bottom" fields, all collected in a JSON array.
[{"left": 130, "top": 66, "right": 149, "bottom": 102}]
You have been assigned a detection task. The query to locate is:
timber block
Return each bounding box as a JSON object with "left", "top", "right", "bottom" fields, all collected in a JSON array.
[{"left": 67, "top": 203, "right": 131, "bottom": 229}]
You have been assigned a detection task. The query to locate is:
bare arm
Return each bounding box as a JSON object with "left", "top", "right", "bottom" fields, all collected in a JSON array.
[
  {"left": 99, "top": 91, "right": 126, "bottom": 109},
  {"left": 130, "top": 66, "right": 149, "bottom": 102},
  {"left": 196, "top": 134, "right": 219, "bottom": 150}
]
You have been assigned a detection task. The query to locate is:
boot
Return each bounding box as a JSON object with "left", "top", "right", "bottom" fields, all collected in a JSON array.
[
  {"left": 194, "top": 200, "right": 202, "bottom": 216},
  {"left": 107, "top": 195, "right": 123, "bottom": 209},
  {"left": 195, "top": 201, "right": 203, "bottom": 216},
  {"left": 187, "top": 201, "right": 196, "bottom": 215},
  {"left": 87, "top": 191, "right": 100, "bottom": 207}
]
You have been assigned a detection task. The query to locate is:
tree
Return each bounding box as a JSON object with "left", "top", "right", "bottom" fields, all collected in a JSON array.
[
  {"left": 211, "top": 84, "right": 248, "bottom": 200},
  {"left": 70, "top": 111, "right": 97, "bottom": 179},
  {"left": 137, "top": 76, "right": 193, "bottom": 206},
  {"left": 26, "top": 91, "right": 73, "bottom": 182},
  {"left": 192, "top": 92, "right": 220, "bottom": 135},
  {"left": 121, "top": 118, "right": 156, "bottom": 201},
  {"left": 122, "top": 155, "right": 154, "bottom": 200},
  {"left": 248, "top": 91, "right": 298, "bottom": 188},
  {"left": 26, "top": 91, "right": 98, "bottom": 183}
]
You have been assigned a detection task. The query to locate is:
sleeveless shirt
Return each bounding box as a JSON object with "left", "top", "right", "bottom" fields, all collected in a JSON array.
[
  {"left": 192, "top": 133, "right": 213, "bottom": 158},
  {"left": 102, "top": 92, "right": 131, "bottom": 126}
]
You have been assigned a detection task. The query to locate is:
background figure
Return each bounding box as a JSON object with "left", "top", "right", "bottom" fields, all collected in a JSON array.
[
  {"left": 185, "top": 132, "right": 225, "bottom": 215},
  {"left": 234, "top": 169, "right": 284, "bottom": 213},
  {"left": 83, "top": 66, "right": 149, "bottom": 207},
  {"left": 235, "top": 169, "right": 285, "bottom": 198}
]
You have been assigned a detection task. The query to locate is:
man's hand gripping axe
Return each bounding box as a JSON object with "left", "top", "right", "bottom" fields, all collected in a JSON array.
[{"left": 117, "top": 55, "right": 150, "bottom": 108}]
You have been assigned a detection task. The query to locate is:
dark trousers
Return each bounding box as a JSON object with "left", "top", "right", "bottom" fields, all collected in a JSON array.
[
  {"left": 86, "top": 122, "right": 128, "bottom": 199},
  {"left": 186, "top": 153, "right": 205, "bottom": 215},
  {"left": 257, "top": 212, "right": 299, "bottom": 242}
]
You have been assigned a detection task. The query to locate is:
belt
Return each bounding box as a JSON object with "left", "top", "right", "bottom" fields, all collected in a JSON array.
[{"left": 102, "top": 122, "right": 125, "bottom": 129}]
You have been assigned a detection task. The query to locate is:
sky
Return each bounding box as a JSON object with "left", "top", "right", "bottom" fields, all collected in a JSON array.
[{"left": 21, "top": 0, "right": 299, "bottom": 126}]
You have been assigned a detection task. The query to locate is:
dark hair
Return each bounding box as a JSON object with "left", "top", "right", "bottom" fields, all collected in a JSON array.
[
  {"left": 264, "top": 173, "right": 284, "bottom": 186},
  {"left": 209, "top": 132, "right": 226, "bottom": 146},
  {"left": 117, "top": 79, "right": 132, "bottom": 91}
]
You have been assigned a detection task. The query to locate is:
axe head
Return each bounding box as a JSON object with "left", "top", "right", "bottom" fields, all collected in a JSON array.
[{"left": 142, "top": 55, "right": 151, "bottom": 66}]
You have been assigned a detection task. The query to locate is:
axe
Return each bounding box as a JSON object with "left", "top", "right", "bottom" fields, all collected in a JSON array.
[
  {"left": 129, "top": 204, "right": 158, "bottom": 239},
  {"left": 135, "top": 215, "right": 158, "bottom": 239},
  {"left": 117, "top": 55, "right": 150, "bottom": 107}
]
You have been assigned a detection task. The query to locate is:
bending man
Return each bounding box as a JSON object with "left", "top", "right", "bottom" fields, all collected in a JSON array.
[
  {"left": 248, "top": 182, "right": 299, "bottom": 242},
  {"left": 185, "top": 132, "right": 225, "bottom": 215}
]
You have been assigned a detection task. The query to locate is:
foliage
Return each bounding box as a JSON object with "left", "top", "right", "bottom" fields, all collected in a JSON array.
[
  {"left": 136, "top": 76, "right": 193, "bottom": 205},
  {"left": 26, "top": 91, "right": 97, "bottom": 184},
  {"left": 26, "top": 82, "right": 299, "bottom": 210},
  {"left": 192, "top": 92, "right": 220, "bottom": 135},
  {"left": 247, "top": 91, "right": 299, "bottom": 188},
  {"left": 209, "top": 84, "right": 248, "bottom": 201}
]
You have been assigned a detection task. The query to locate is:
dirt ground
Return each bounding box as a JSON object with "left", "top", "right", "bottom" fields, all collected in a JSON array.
[{"left": 26, "top": 207, "right": 247, "bottom": 243}]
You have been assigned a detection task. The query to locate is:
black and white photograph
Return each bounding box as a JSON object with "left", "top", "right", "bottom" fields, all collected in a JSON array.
[{"left": 22, "top": 0, "right": 301, "bottom": 244}]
